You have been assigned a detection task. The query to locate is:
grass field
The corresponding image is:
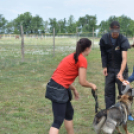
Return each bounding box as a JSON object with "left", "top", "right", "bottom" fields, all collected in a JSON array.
[
  {"left": 0, "top": 36, "right": 133, "bottom": 47},
  {"left": 0, "top": 37, "right": 134, "bottom": 134}
]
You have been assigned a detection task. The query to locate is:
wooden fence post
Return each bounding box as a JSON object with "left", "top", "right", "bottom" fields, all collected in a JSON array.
[
  {"left": 93, "top": 27, "right": 94, "bottom": 49},
  {"left": 20, "top": 25, "right": 24, "bottom": 62},
  {"left": 76, "top": 27, "right": 78, "bottom": 43},
  {"left": 53, "top": 28, "right": 55, "bottom": 57}
]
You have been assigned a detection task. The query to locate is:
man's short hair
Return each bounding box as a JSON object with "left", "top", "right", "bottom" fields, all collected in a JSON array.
[{"left": 110, "top": 21, "right": 120, "bottom": 28}]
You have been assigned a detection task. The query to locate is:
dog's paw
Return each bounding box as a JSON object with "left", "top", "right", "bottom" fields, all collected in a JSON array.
[{"left": 128, "top": 133, "right": 133, "bottom": 134}]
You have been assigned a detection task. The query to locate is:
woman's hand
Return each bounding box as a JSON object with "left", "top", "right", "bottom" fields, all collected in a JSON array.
[
  {"left": 90, "top": 83, "right": 97, "bottom": 91},
  {"left": 73, "top": 89, "right": 79, "bottom": 100},
  {"left": 69, "top": 84, "right": 79, "bottom": 100}
]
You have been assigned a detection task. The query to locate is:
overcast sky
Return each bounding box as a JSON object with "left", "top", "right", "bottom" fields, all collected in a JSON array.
[{"left": 0, "top": 0, "right": 134, "bottom": 24}]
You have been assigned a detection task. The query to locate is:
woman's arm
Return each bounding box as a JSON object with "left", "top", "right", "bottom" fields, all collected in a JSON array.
[
  {"left": 78, "top": 67, "right": 97, "bottom": 90},
  {"left": 128, "top": 67, "right": 134, "bottom": 83},
  {"left": 69, "top": 84, "right": 76, "bottom": 91},
  {"left": 69, "top": 84, "right": 79, "bottom": 100}
]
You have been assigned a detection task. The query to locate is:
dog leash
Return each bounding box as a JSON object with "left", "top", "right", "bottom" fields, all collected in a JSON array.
[
  {"left": 91, "top": 89, "right": 101, "bottom": 113},
  {"left": 91, "top": 78, "right": 130, "bottom": 114}
]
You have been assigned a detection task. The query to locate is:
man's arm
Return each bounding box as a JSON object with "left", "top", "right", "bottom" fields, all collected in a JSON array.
[
  {"left": 100, "top": 39, "right": 107, "bottom": 68},
  {"left": 100, "top": 38, "right": 108, "bottom": 76},
  {"left": 117, "top": 51, "right": 127, "bottom": 79}
]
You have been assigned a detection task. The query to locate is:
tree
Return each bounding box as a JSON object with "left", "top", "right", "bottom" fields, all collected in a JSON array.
[
  {"left": 57, "top": 18, "right": 67, "bottom": 33},
  {"left": 6, "top": 21, "right": 14, "bottom": 33},
  {"left": 98, "top": 15, "right": 134, "bottom": 36},
  {"left": 99, "top": 20, "right": 109, "bottom": 33},
  {"left": 67, "top": 15, "right": 77, "bottom": 33},
  {"left": 44, "top": 21, "right": 49, "bottom": 33},
  {"left": 13, "top": 12, "right": 33, "bottom": 34},
  {"left": 1, "top": 13, "right": 134, "bottom": 35},
  {"left": 49, "top": 18, "right": 59, "bottom": 33},
  {"left": 0, "top": 14, "right": 7, "bottom": 33},
  {"left": 77, "top": 17, "right": 87, "bottom": 28},
  {"left": 31, "top": 15, "right": 44, "bottom": 34},
  {"left": 77, "top": 15, "right": 97, "bottom": 32},
  {"left": 13, "top": 12, "right": 44, "bottom": 34},
  {"left": 118, "top": 15, "right": 134, "bottom": 36}
]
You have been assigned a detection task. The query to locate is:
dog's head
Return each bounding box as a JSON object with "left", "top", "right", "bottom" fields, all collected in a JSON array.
[
  {"left": 125, "top": 88, "right": 134, "bottom": 96},
  {"left": 121, "top": 82, "right": 134, "bottom": 96},
  {"left": 118, "top": 94, "right": 133, "bottom": 114}
]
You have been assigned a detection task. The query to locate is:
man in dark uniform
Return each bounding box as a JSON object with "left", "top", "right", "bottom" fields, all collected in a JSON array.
[{"left": 99, "top": 21, "right": 133, "bottom": 120}]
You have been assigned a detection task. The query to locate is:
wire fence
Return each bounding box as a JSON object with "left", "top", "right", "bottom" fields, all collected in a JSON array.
[{"left": 0, "top": 26, "right": 134, "bottom": 134}]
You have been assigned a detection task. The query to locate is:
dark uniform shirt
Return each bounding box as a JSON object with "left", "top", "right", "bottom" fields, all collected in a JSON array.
[
  {"left": 99, "top": 33, "right": 130, "bottom": 71},
  {"left": 111, "top": 37, "right": 116, "bottom": 45}
]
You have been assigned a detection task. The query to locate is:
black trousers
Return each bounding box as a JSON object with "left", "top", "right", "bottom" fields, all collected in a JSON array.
[
  {"left": 51, "top": 101, "right": 74, "bottom": 129},
  {"left": 105, "top": 69, "right": 128, "bottom": 109}
]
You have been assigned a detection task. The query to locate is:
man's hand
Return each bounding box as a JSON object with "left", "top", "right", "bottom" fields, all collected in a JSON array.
[
  {"left": 117, "top": 71, "right": 123, "bottom": 80},
  {"left": 103, "top": 68, "right": 108, "bottom": 76},
  {"left": 73, "top": 89, "right": 79, "bottom": 100}
]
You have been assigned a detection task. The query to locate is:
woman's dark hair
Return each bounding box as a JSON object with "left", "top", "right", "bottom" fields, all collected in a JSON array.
[{"left": 74, "top": 38, "right": 92, "bottom": 63}]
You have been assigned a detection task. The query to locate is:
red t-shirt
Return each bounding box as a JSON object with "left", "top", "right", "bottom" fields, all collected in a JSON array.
[{"left": 51, "top": 53, "right": 87, "bottom": 88}]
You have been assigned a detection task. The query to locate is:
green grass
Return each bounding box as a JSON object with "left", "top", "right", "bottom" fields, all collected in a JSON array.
[
  {"left": 0, "top": 40, "right": 134, "bottom": 134},
  {"left": 0, "top": 35, "right": 133, "bottom": 46}
]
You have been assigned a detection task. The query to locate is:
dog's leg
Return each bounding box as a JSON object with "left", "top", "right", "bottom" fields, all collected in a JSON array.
[
  {"left": 122, "top": 123, "right": 133, "bottom": 134},
  {"left": 93, "top": 116, "right": 106, "bottom": 134},
  {"left": 116, "top": 127, "right": 122, "bottom": 134}
]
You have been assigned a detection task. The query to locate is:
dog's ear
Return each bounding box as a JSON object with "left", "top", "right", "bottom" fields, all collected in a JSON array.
[
  {"left": 131, "top": 44, "right": 134, "bottom": 48},
  {"left": 128, "top": 96, "right": 133, "bottom": 101},
  {"left": 117, "top": 95, "right": 121, "bottom": 100},
  {"left": 126, "top": 89, "right": 132, "bottom": 96}
]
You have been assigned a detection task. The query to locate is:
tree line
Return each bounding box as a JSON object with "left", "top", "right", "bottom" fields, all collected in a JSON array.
[{"left": 0, "top": 12, "right": 134, "bottom": 36}]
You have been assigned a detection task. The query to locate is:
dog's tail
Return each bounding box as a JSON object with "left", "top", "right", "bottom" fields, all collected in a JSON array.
[{"left": 93, "top": 109, "right": 107, "bottom": 134}]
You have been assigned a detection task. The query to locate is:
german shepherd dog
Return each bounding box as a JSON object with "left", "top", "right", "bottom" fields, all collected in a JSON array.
[{"left": 93, "top": 92, "right": 133, "bottom": 134}]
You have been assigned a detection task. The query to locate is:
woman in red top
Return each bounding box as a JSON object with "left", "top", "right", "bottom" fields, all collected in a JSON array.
[{"left": 45, "top": 38, "right": 97, "bottom": 134}]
